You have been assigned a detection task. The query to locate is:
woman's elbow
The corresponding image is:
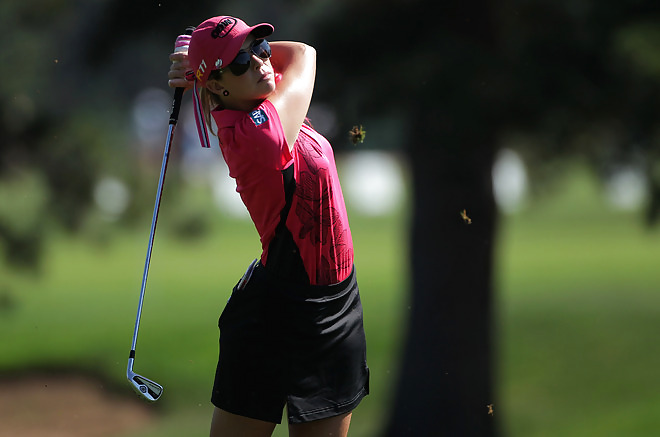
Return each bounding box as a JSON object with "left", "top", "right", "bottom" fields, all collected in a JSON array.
[{"left": 298, "top": 42, "right": 316, "bottom": 60}]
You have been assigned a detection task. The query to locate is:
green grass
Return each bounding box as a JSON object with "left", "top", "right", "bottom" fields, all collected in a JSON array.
[
  {"left": 0, "top": 188, "right": 406, "bottom": 436},
  {"left": 496, "top": 168, "right": 660, "bottom": 437},
  {"left": 2, "top": 164, "right": 660, "bottom": 436}
]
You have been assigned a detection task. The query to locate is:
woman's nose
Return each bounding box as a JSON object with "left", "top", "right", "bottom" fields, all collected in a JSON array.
[{"left": 251, "top": 53, "right": 265, "bottom": 68}]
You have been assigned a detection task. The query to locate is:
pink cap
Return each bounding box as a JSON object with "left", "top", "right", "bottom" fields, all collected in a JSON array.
[{"left": 187, "top": 16, "right": 274, "bottom": 87}]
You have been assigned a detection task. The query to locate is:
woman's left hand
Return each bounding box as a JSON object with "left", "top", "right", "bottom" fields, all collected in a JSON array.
[{"left": 168, "top": 51, "right": 193, "bottom": 90}]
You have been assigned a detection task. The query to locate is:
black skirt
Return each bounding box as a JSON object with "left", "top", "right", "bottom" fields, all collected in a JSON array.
[{"left": 211, "top": 261, "right": 369, "bottom": 424}]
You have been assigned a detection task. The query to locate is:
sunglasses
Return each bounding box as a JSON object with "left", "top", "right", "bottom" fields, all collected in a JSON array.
[{"left": 221, "top": 39, "right": 271, "bottom": 76}]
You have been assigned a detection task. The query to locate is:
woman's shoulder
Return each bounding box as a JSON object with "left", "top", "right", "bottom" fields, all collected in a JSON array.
[
  {"left": 213, "top": 100, "right": 281, "bottom": 131},
  {"left": 214, "top": 101, "right": 292, "bottom": 169}
]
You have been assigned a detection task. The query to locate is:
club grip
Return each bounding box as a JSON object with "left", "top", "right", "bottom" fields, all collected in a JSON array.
[
  {"left": 169, "top": 26, "right": 195, "bottom": 125},
  {"left": 170, "top": 87, "right": 185, "bottom": 124}
]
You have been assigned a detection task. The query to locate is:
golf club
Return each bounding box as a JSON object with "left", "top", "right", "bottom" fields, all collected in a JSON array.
[{"left": 127, "top": 26, "right": 195, "bottom": 402}]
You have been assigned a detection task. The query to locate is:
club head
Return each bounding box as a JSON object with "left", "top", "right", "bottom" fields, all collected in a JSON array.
[
  {"left": 128, "top": 372, "right": 164, "bottom": 402},
  {"left": 127, "top": 358, "right": 163, "bottom": 402}
]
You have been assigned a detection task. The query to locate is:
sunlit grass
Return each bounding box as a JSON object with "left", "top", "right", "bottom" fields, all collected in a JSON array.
[
  {"left": 497, "top": 167, "right": 660, "bottom": 437},
  {"left": 2, "top": 164, "right": 660, "bottom": 436},
  {"left": 0, "top": 185, "right": 406, "bottom": 436}
]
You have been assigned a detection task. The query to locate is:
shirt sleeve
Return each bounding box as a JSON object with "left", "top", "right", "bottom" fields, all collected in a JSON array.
[{"left": 216, "top": 100, "right": 293, "bottom": 171}]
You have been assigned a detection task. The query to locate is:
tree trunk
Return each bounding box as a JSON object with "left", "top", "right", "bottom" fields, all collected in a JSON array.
[{"left": 384, "top": 109, "right": 498, "bottom": 436}]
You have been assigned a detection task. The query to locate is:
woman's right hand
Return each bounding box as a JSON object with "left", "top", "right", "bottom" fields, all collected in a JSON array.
[{"left": 168, "top": 50, "right": 193, "bottom": 90}]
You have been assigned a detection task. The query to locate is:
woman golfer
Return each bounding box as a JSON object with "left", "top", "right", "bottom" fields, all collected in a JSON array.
[{"left": 168, "top": 16, "right": 369, "bottom": 437}]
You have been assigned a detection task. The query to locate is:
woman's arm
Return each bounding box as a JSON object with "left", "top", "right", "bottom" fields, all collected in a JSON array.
[{"left": 267, "top": 42, "right": 316, "bottom": 149}]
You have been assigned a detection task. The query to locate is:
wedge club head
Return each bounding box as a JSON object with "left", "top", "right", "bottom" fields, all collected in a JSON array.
[{"left": 127, "top": 356, "right": 163, "bottom": 402}]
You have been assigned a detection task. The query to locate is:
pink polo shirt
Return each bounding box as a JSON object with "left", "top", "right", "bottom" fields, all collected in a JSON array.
[{"left": 213, "top": 100, "right": 354, "bottom": 285}]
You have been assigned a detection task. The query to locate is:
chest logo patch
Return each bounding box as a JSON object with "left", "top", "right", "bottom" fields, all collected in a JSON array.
[{"left": 250, "top": 109, "right": 269, "bottom": 126}]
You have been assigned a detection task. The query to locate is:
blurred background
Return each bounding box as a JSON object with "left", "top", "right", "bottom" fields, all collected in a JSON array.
[{"left": 1, "top": 0, "right": 660, "bottom": 436}]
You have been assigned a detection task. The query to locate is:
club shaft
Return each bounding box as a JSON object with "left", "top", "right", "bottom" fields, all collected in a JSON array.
[
  {"left": 126, "top": 28, "right": 194, "bottom": 403},
  {"left": 128, "top": 26, "right": 192, "bottom": 359},
  {"left": 130, "top": 120, "right": 178, "bottom": 353}
]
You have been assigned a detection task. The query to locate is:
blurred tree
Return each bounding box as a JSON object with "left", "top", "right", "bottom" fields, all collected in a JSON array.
[
  {"left": 312, "top": 1, "right": 503, "bottom": 434},
  {"left": 0, "top": 1, "right": 101, "bottom": 268},
  {"left": 312, "top": 0, "right": 660, "bottom": 435},
  {"left": 0, "top": 0, "right": 209, "bottom": 268},
  {"left": 497, "top": 0, "right": 660, "bottom": 223}
]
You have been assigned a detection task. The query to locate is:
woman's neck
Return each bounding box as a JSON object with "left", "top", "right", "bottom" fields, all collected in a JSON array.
[{"left": 225, "top": 98, "right": 266, "bottom": 112}]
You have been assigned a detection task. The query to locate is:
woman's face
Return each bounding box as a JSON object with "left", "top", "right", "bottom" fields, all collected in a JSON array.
[{"left": 215, "top": 34, "right": 276, "bottom": 108}]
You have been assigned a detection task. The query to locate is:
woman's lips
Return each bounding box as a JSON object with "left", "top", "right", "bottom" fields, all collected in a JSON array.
[{"left": 258, "top": 71, "right": 272, "bottom": 82}]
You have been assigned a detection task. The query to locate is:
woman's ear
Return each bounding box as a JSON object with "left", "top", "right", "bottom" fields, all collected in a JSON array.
[{"left": 206, "top": 80, "right": 224, "bottom": 96}]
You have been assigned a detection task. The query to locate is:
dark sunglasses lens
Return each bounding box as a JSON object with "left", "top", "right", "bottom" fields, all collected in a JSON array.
[
  {"left": 227, "top": 40, "right": 271, "bottom": 76},
  {"left": 252, "top": 39, "right": 271, "bottom": 59},
  {"left": 228, "top": 52, "right": 251, "bottom": 76}
]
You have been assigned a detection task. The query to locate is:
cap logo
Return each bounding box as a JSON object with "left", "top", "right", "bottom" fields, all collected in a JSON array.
[
  {"left": 211, "top": 17, "right": 236, "bottom": 38},
  {"left": 196, "top": 59, "right": 207, "bottom": 81}
]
